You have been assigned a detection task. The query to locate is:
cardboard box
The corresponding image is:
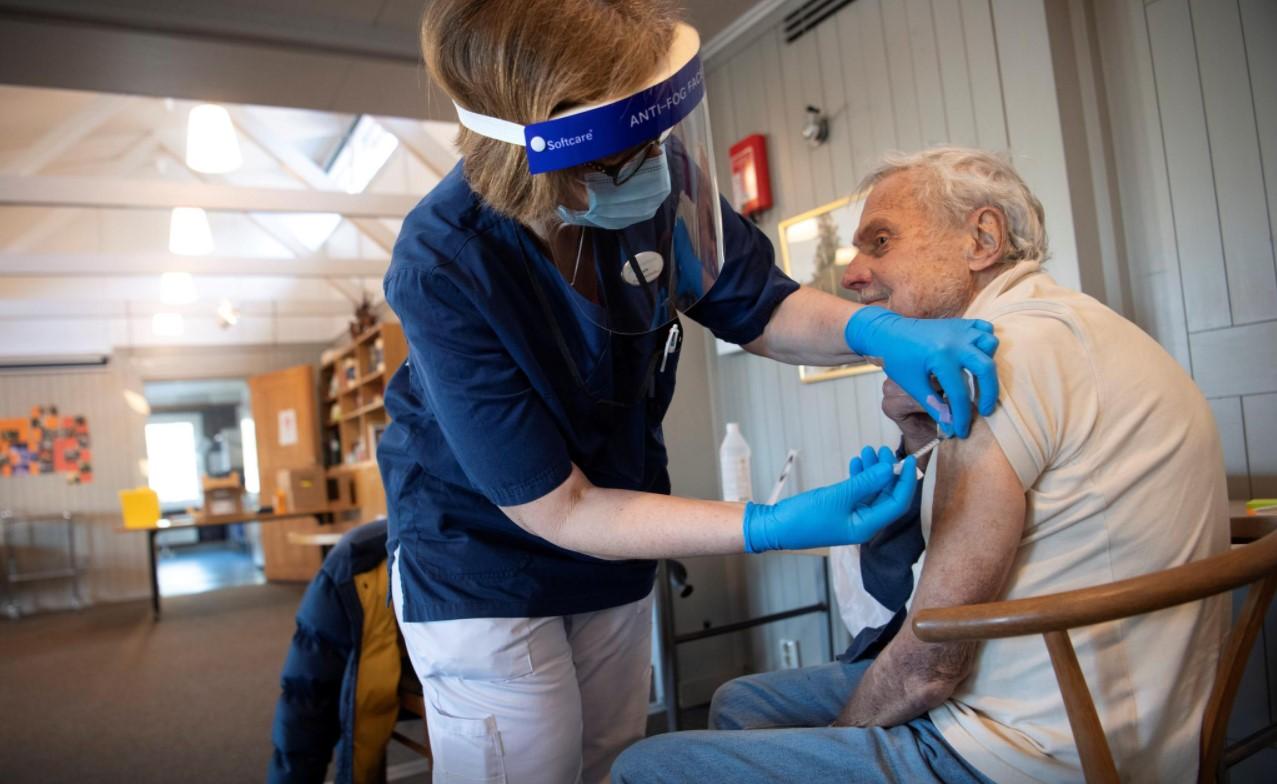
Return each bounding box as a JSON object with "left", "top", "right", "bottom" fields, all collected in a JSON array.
[
  {"left": 277, "top": 466, "right": 326, "bottom": 512},
  {"left": 202, "top": 472, "right": 243, "bottom": 517},
  {"left": 325, "top": 471, "right": 356, "bottom": 510}
]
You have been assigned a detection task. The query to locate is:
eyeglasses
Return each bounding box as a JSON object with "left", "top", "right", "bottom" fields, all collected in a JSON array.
[{"left": 586, "top": 139, "right": 662, "bottom": 186}]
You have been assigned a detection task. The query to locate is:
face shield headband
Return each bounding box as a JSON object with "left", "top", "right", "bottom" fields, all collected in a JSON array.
[{"left": 453, "top": 50, "right": 706, "bottom": 175}]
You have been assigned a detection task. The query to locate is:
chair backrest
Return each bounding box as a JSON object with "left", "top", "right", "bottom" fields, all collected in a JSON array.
[{"left": 913, "top": 529, "right": 1277, "bottom": 784}]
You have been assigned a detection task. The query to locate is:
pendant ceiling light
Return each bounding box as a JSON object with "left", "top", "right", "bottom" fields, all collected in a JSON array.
[
  {"left": 186, "top": 104, "right": 242, "bottom": 174},
  {"left": 169, "top": 207, "right": 214, "bottom": 256}
]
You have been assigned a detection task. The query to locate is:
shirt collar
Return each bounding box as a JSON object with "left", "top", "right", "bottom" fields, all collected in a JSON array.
[{"left": 963, "top": 260, "right": 1042, "bottom": 317}]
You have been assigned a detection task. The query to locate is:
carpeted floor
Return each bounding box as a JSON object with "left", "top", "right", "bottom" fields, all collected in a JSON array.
[{"left": 0, "top": 583, "right": 311, "bottom": 784}]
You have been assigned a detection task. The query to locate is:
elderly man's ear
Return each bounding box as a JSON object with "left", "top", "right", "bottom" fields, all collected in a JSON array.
[{"left": 965, "top": 207, "right": 1007, "bottom": 271}]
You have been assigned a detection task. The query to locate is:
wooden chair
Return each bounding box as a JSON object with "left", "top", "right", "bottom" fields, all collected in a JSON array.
[
  {"left": 392, "top": 658, "right": 432, "bottom": 761},
  {"left": 913, "top": 526, "right": 1277, "bottom": 784}
]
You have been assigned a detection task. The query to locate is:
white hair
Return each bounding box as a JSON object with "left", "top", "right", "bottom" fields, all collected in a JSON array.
[{"left": 856, "top": 146, "right": 1049, "bottom": 263}]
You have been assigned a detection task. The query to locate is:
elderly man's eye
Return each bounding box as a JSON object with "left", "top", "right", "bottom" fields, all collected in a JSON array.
[{"left": 875, "top": 233, "right": 889, "bottom": 250}]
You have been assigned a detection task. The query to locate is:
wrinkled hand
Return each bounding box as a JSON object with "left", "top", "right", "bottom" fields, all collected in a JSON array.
[
  {"left": 882, "top": 379, "right": 939, "bottom": 458},
  {"left": 844, "top": 306, "right": 999, "bottom": 438},
  {"left": 742, "top": 446, "right": 918, "bottom": 553}
]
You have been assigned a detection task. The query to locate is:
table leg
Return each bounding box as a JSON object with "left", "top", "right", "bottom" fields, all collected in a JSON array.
[
  {"left": 657, "top": 559, "right": 680, "bottom": 732},
  {"left": 823, "top": 555, "right": 836, "bottom": 662},
  {"left": 148, "top": 529, "right": 160, "bottom": 620}
]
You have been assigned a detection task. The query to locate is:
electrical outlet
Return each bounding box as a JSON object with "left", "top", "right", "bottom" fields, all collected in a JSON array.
[{"left": 779, "top": 639, "right": 801, "bottom": 669}]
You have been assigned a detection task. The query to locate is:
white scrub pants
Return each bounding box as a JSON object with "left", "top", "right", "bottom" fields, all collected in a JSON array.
[{"left": 392, "top": 552, "right": 653, "bottom": 784}]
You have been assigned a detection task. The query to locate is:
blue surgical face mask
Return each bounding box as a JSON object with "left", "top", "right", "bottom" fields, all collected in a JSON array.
[{"left": 556, "top": 151, "right": 672, "bottom": 231}]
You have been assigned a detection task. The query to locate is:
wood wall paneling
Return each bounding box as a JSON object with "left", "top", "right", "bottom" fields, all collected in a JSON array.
[
  {"left": 1238, "top": 0, "right": 1277, "bottom": 283},
  {"left": 1144, "top": 0, "right": 1233, "bottom": 332},
  {"left": 960, "top": 0, "right": 1010, "bottom": 151},
  {"left": 881, "top": 0, "right": 924, "bottom": 152},
  {"left": 990, "top": 0, "right": 1082, "bottom": 291},
  {"left": 906, "top": 0, "right": 951, "bottom": 146},
  {"left": 1242, "top": 393, "right": 1277, "bottom": 498},
  {"left": 1091, "top": 0, "right": 1192, "bottom": 368},
  {"left": 1208, "top": 396, "right": 1252, "bottom": 501},
  {"left": 933, "top": 0, "right": 980, "bottom": 148},
  {"left": 1188, "top": 0, "right": 1277, "bottom": 325},
  {"left": 1188, "top": 320, "right": 1277, "bottom": 399}
]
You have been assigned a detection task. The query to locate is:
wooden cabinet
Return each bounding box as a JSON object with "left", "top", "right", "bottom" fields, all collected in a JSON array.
[{"left": 247, "top": 364, "right": 324, "bottom": 582}]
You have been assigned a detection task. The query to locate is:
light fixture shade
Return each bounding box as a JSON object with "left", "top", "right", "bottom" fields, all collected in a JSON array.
[
  {"left": 152, "top": 312, "right": 185, "bottom": 337},
  {"left": 122, "top": 389, "right": 152, "bottom": 416},
  {"left": 216, "top": 298, "right": 240, "bottom": 328},
  {"left": 169, "top": 207, "right": 214, "bottom": 256},
  {"left": 160, "top": 271, "right": 198, "bottom": 305},
  {"left": 186, "top": 104, "right": 242, "bottom": 174}
]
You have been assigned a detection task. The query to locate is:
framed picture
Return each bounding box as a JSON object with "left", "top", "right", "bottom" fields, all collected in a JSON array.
[{"left": 777, "top": 193, "right": 882, "bottom": 384}]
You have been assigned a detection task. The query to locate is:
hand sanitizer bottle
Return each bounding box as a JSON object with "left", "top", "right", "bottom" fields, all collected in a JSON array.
[{"left": 719, "top": 422, "right": 753, "bottom": 502}]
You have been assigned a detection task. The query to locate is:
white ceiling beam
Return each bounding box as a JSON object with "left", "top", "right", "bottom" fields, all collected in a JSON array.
[
  {"left": 0, "top": 297, "right": 358, "bottom": 318},
  {"left": 150, "top": 135, "right": 314, "bottom": 258},
  {"left": 348, "top": 218, "right": 397, "bottom": 252},
  {"left": 0, "top": 276, "right": 378, "bottom": 301},
  {"left": 5, "top": 94, "right": 133, "bottom": 176},
  {"left": 0, "top": 252, "right": 388, "bottom": 278},
  {"left": 6, "top": 134, "right": 160, "bottom": 252},
  {"left": 227, "top": 106, "right": 331, "bottom": 189},
  {"left": 375, "top": 117, "right": 461, "bottom": 179},
  {"left": 228, "top": 107, "right": 398, "bottom": 253},
  {"left": 0, "top": 174, "right": 419, "bottom": 216}
]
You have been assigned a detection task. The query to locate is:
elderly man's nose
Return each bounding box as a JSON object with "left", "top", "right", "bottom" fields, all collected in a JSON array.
[{"left": 841, "top": 257, "right": 870, "bottom": 289}]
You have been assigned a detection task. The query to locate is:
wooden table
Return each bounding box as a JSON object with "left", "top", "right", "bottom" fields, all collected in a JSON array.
[
  {"left": 117, "top": 508, "right": 333, "bottom": 619},
  {"left": 1230, "top": 500, "right": 1277, "bottom": 543}
]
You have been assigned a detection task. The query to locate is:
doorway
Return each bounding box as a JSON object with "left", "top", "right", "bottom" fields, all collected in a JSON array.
[{"left": 143, "top": 379, "right": 264, "bottom": 597}]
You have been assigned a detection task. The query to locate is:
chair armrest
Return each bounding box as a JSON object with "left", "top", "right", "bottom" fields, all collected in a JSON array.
[{"left": 914, "top": 531, "right": 1277, "bottom": 643}]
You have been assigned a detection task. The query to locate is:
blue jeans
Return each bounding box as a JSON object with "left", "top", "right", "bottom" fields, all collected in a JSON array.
[{"left": 611, "top": 660, "right": 993, "bottom": 783}]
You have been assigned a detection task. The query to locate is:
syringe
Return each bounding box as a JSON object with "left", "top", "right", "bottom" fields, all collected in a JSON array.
[{"left": 893, "top": 436, "right": 945, "bottom": 477}]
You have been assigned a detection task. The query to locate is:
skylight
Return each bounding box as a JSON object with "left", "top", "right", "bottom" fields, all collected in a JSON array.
[{"left": 285, "top": 115, "right": 400, "bottom": 253}]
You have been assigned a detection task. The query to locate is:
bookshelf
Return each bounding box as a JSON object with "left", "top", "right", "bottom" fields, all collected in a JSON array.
[{"left": 320, "top": 322, "right": 407, "bottom": 469}]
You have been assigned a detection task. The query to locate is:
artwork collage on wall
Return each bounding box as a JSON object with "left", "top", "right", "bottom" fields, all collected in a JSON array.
[{"left": 0, "top": 405, "right": 93, "bottom": 484}]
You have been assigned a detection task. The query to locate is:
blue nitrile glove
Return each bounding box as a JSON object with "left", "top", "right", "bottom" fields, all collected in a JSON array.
[
  {"left": 672, "top": 217, "right": 705, "bottom": 304},
  {"left": 844, "top": 305, "right": 999, "bottom": 438},
  {"left": 742, "top": 446, "right": 918, "bottom": 553}
]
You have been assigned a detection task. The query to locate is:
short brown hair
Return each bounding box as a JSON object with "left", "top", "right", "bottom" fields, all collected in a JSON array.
[{"left": 421, "top": 0, "right": 680, "bottom": 225}]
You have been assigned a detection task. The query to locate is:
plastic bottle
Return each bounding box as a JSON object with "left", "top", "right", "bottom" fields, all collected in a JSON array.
[{"left": 719, "top": 422, "right": 753, "bottom": 502}]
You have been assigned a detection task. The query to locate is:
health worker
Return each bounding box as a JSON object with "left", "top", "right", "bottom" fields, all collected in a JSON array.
[{"left": 379, "top": 2, "right": 1000, "bottom": 782}]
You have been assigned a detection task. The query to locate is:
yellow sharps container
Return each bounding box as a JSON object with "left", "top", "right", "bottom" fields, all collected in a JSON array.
[{"left": 118, "top": 487, "right": 161, "bottom": 529}]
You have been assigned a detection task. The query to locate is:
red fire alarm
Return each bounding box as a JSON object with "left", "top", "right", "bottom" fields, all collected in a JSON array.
[{"left": 728, "top": 133, "right": 773, "bottom": 217}]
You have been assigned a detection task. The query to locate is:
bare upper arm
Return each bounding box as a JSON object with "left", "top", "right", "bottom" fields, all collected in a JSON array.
[
  {"left": 878, "top": 417, "right": 1026, "bottom": 691},
  {"left": 915, "top": 417, "right": 1026, "bottom": 614}
]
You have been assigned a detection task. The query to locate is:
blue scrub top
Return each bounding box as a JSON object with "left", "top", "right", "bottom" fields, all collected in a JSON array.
[{"left": 379, "top": 162, "right": 798, "bottom": 623}]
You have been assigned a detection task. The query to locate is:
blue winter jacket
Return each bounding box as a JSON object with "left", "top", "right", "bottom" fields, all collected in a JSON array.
[{"left": 267, "top": 519, "right": 401, "bottom": 784}]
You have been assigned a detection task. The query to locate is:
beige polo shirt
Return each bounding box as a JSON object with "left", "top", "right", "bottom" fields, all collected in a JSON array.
[{"left": 919, "top": 262, "right": 1230, "bottom": 783}]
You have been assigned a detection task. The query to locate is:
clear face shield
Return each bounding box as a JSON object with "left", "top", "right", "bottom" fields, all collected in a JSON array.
[{"left": 454, "top": 23, "right": 725, "bottom": 336}]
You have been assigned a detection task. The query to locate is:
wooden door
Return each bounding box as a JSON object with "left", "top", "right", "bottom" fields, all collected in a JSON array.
[{"left": 248, "top": 364, "right": 323, "bottom": 582}]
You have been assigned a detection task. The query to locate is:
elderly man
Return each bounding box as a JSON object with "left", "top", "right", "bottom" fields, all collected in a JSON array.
[{"left": 612, "top": 147, "right": 1229, "bottom": 783}]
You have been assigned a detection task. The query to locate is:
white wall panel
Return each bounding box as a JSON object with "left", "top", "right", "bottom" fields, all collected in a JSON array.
[
  {"left": 933, "top": 0, "right": 980, "bottom": 147},
  {"left": 1239, "top": 0, "right": 1277, "bottom": 281},
  {"left": 906, "top": 0, "right": 950, "bottom": 146},
  {"left": 1189, "top": 320, "right": 1277, "bottom": 399},
  {"left": 1242, "top": 394, "right": 1277, "bottom": 498},
  {"left": 1208, "top": 396, "right": 1251, "bottom": 500},
  {"left": 1189, "top": 0, "right": 1277, "bottom": 324},
  {"left": 960, "top": 0, "right": 1010, "bottom": 151},
  {"left": 1145, "top": 0, "right": 1232, "bottom": 331}
]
